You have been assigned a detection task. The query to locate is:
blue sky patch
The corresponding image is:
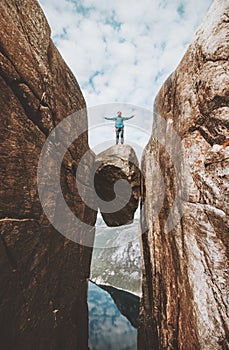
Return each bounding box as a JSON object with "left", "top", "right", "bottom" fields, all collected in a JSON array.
[
  {"left": 105, "top": 11, "right": 122, "bottom": 31},
  {"left": 71, "top": 0, "right": 94, "bottom": 18},
  {"left": 177, "top": 3, "right": 185, "bottom": 17},
  {"left": 87, "top": 70, "right": 104, "bottom": 92}
]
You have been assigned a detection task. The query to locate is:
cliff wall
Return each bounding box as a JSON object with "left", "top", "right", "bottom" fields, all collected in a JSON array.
[
  {"left": 0, "top": 1, "right": 96, "bottom": 349},
  {"left": 139, "top": 1, "right": 229, "bottom": 348}
]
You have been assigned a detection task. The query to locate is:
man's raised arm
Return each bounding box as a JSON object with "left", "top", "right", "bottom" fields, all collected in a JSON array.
[
  {"left": 104, "top": 116, "right": 116, "bottom": 120},
  {"left": 123, "top": 115, "right": 134, "bottom": 120}
]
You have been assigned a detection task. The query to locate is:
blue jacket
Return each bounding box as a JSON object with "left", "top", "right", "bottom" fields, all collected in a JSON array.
[{"left": 105, "top": 115, "right": 134, "bottom": 128}]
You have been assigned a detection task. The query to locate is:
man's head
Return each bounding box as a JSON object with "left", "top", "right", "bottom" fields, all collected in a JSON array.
[{"left": 117, "top": 111, "right": 122, "bottom": 116}]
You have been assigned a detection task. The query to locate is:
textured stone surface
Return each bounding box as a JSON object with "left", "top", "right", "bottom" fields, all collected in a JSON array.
[
  {"left": 0, "top": 0, "right": 96, "bottom": 349},
  {"left": 94, "top": 145, "right": 141, "bottom": 226},
  {"left": 138, "top": 1, "right": 229, "bottom": 349}
]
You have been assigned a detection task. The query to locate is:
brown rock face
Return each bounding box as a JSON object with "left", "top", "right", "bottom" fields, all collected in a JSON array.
[
  {"left": 138, "top": 1, "right": 229, "bottom": 349},
  {"left": 0, "top": 0, "right": 96, "bottom": 349},
  {"left": 94, "top": 145, "right": 141, "bottom": 226}
]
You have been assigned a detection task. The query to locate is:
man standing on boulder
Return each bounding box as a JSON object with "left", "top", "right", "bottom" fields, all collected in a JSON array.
[{"left": 104, "top": 111, "right": 134, "bottom": 145}]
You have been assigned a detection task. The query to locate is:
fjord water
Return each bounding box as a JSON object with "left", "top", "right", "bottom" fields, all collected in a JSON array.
[
  {"left": 88, "top": 282, "right": 137, "bottom": 350},
  {"left": 88, "top": 193, "right": 141, "bottom": 349}
]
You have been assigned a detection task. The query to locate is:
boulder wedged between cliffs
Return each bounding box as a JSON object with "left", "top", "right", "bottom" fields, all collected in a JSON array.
[{"left": 94, "top": 145, "right": 141, "bottom": 227}]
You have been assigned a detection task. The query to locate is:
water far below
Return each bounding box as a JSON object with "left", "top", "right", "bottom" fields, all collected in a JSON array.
[
  {"left": 88, "top": 207, "right": 142, "bottom": 349},
  {"left": 88, "top": 281, "right": 138, "bottom": 350}
]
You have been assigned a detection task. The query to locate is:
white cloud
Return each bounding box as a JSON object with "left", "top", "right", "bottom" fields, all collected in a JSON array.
[
  {"left": 39, "top": 0, "right": 213, "bottom": 104},
  {"left": 38, "top": 0, "right": 213, "bottom": 149}
]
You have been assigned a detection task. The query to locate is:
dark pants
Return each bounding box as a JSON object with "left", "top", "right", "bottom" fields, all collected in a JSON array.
[{"left": 116, "top": 127, "right": 124, "bottom": 144}]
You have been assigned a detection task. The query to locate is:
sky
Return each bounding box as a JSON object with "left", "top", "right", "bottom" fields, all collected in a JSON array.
[{"left": 38, "top": 0, "right": 213, "bottom": 152}]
